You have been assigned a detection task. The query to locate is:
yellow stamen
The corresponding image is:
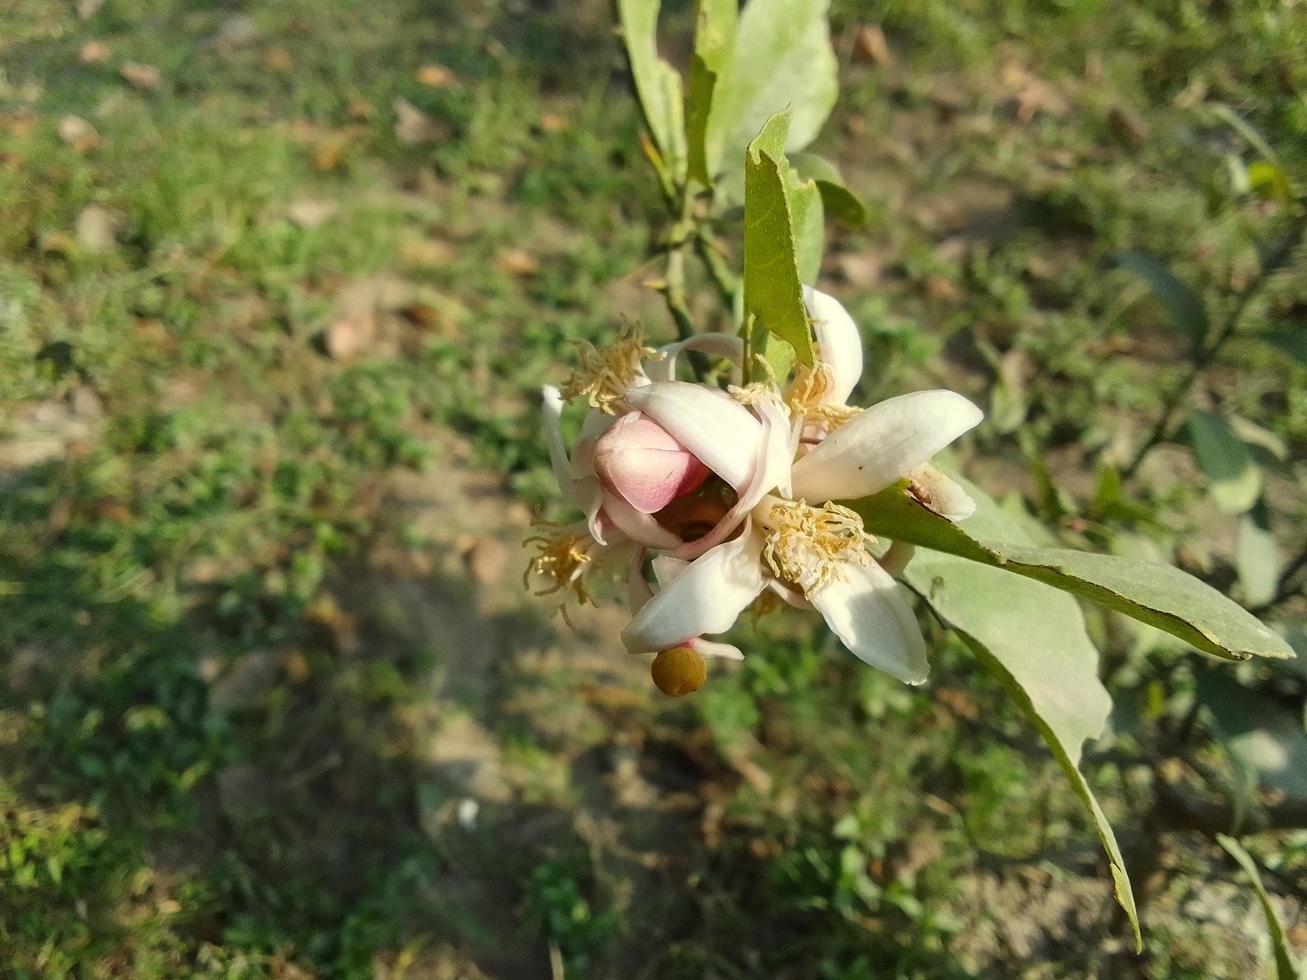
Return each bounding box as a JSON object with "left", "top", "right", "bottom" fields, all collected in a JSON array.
[
  {"left": 786, "top": 362, "right": 862, "bottom": 432},
  {"left": 759, "top": 498, "right": 874, "bottom": 597},
  {"left": 523, "top": 529, "right": 596, "bottom": 609},
  {"left": 728, "top": 380, "right": 780, "bottom": 408},
  {"left": 560, "top": 321, "right": 662, "bottom": 414}
]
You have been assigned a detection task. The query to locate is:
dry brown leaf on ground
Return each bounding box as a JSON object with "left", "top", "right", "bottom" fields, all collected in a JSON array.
[
  {"left": 393, "top": 98, "right": 446, "bottom": 145},
  {"left": 399, "top": 237, "right": 457, "bottom": 268},
  {"left": 208, "top": 14, "right": 259, "bottom": 50},
  {"left": 79, "top": 40, "right": 111, "bottom": 64},
  {"left": 58, "top": 115, "right": 101, "bottom": 153},
  {"left": 75, "top": 204, "right": 120, "bottom": 251},
  {"left": 853, "top": 25, "right": 892, "bottom": 67},
  {"left": 497, "top": 247, "right": 539, "bottom": 278},
  {"left": 462, "top": 538, "right": 507, "bottom": 586},
  {"left": 286, "top": 198, "right": 339, "bottom": 229},
  {"left": 417, "top": 64, "right": 459, "bottom": 88},
  {"left": 263, "top": 46, "right": 296, "bottom": 73},
  {"left": 120, "top": 62, "right": 163, "bottom": 92}
]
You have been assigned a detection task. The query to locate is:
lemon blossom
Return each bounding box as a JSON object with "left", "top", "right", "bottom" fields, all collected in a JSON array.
[
  {"left": 530, "top": 287, "right": 983, "bottom": 686},
  {"left": 620, "top": 385, "right": 983, "bottom": 683}
]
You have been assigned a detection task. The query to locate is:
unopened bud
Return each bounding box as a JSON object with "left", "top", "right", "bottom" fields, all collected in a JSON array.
[
  {"left": 592, "top": 412, "right": 709, "bottom": 514},
  {"left": 651, "top": 645, "right": 707, "bottom": 697}
]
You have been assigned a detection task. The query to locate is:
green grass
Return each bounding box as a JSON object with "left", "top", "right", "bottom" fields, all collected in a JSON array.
[{"left": 1, "top": 0, "right": 1306, "bottom": 976}]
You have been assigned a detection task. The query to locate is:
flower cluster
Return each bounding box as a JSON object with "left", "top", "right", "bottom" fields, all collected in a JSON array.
[{"left": 526, "top": 288, "right": 983, "bottom": 695}]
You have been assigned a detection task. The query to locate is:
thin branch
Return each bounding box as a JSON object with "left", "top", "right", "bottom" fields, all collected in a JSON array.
[
  {"left": 1123, "top": 213, "right": 1306, "bottom": 479},
  {"left": 693, "top": 229, "right": 739, "bottom": 312}
]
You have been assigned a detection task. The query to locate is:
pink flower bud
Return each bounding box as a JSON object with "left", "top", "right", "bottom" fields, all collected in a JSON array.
[{"left": 592, "top": 412, "right": 710, "bottom": 514}]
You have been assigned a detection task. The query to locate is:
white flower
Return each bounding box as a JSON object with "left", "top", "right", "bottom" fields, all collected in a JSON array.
[
  {"left": 531, "top": 288, "right": 983, "bottom": 687},
  {"left": 621, "top": 385, "right": 982, "bottom": 683}
]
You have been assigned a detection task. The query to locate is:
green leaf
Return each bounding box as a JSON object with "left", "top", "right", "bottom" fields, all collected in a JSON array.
[
  {"left": 1217, "top": 835, "right": 1302, "bottom": 980},
  {"left": 790, "top": 153, "right": 870, "bottom": 227},
  {"left": 896, "top": 491, "right": 1141, "bottom": 949},
  {"left": 1247, "top": 161, "right": 1295, "bottom": 206},
  {"left": 1237, "top": 505, "right": 1281, "bottom": 609},
  {"left": 708, "top": 0, "right": 838, "bottom": 176},
  {"left": 1188, "top": 410, "right": 1261, "bottom": 514},
  {"left": 790, "top": 177, "right": 825, "bottom": 285},
  {"left": 848, "top": 479, "right": 1295, "bottom": 663},
  {"left": 617, "top": 0, "right": 687, "bottom": 180},
  {"left": 685, "top": 0, "right": 736, "bottom": 185},
  {"left": 743, "top": 112, "right": 815, "bottom": 367},
  {"left": 1198, "top": 671, "right": 1307, "bottom": 803},
  {"left": 1264, "top": 330, "right": 1307, "bottom": 362},
  {"left": 1115, "top": 251, "right": 1209, "bottom": 349}
]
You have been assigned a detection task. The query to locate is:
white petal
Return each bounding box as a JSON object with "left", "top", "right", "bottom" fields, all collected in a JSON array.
[
  {"left": 673, "top": 391, "right": 796, "bottom": 561},
  {"left": 811, "top": 561, "right": 929, "bottom": 684},
  {"left": 791, "top": 389, "right": 983, "bottom": 503},
  {"left": 570, "top": 410, "right": 616, "bottom": 479},
  {"left": 803, "top": 286, "right": 862, "bottom": 405},
  {"left": 627, "top": 548, "right": 652, "bottom": 614},
  {"left": 767, "top": 578, "right": 813, "bottom": 610},
  {"left": 691, "top": 638, "right": 745, "bottom": 661},
  {"left": 647, "top": 333, "right": 744, "bottom": 384},
  {"left": 621, "top": 529, "right": 765, "bottom": 653},
  {"left": 625, "top": 382, "right": 762, "bottom": 491},
  {"left": 908, "top": 464, "right": 976, "bottom": 522},
  {"left": 651, "top": 555, "right": 688, "bottom": 586},
  {"left": 542, "top": 386, "right": 575, "bottom": 498},
  {"left": 602, "top": 491, "right": 683, "bottom": 550}
]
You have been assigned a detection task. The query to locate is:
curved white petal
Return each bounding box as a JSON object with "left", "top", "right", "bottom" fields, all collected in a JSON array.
[
  {"left": 642, "top": 556, "right": 744, "bottom": 659},
  {"left": 627, "top": 548, "right": 652, "bottom": 614},
  {"left": 811, "top": 561, "right": 929, "bottom": 684},
  {"left": 570, "top": 410, "right": 616, "bottom": 479},
  {"left": 543, "top": 386, "right": 576, "bottom": 498},
  {"left": 674, "top": 392, "right": 797, "bottom": 561},
  {"left": 767, "top": 578, "right": 813, "bottom": 610},
  {"left": 647, "top": 333, "right": 744, "bottom": 384},
  {"left": 691, "top": 638, "right": 745, "bottom": 661},
  {"left": 624, "top": 382, "right": 761, "bottom": 491},
  {"left": 803, "top": 286, "right": 863, "bottom": 405},
  {"left": 651, "top": 554, "right": 688, "bottom": 586},
  {"left": 621, "top": 529, "right": 765, "bottom": 653},
  {"left": 908, "top": 464, "right": 976, "bottom": 522},
  {"left": 791, "top": 390, "right": 983, "bottom": 503},
  {"left": 602, "top": 491, "right": 683, "bottom": 550}
]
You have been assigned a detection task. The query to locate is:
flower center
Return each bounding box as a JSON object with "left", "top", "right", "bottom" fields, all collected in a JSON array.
[
  {"left": 757, "top": 497, "right": 873, "bottom": 596},
  {"left": 560, "top": 321, "right": 662, "bottom": 414}
]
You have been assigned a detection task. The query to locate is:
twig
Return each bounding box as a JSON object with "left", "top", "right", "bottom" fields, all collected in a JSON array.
[
  {"left": 1122, "top": 213, "right": 1306, "bottom": 478},
  {"left": 658, "top": 189, "right": 710, "bottom": 380},
  {"left": 693, "top": 229, "right": 740, "bottom": 312}
]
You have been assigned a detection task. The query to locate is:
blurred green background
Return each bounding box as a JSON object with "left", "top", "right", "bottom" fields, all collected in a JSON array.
[{"left": 2, "top": 0, "right": 1306, "bottom": 977}]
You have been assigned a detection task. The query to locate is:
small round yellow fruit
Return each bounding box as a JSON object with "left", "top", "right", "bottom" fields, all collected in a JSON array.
[{"left": 650, "top": 645, "right": 707, "bottom": 697}]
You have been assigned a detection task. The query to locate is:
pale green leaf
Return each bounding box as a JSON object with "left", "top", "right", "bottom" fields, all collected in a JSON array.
[
  {"left": 1115, "top": 251, "right": 1208, "bottom": 349},
  {"left": 897, "top": 490, "right": 1140, "bottom": 949},
  {"left": 848, "top": 479, "right": 1295, "bottom": 663},
  {"left": 743, "top": 112, "right": 814, "bottom": 366},
  {"left": 1237, "top": 506, "right": 1281, "bottom": 609},
  {"left": 685, "top": 0, "right": 737, "bottom": 185},
  {"left": 708, "top": 0, "right": 838, "bottom": 176},
  {"left": 790, "top": 177, "right": 825, "bottom": 284},
  {"left": 1188, "top": 410, "right": 1261, "bottom": 514},
  {"left": 790, "top": 153, "right": 870, "bottom": 227},
  {"left": 617, "top": 0, "right": 686, "bottom": 179},
  {"left": 1217, "top": 835, "right": 1302, "bottom": 980}
]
